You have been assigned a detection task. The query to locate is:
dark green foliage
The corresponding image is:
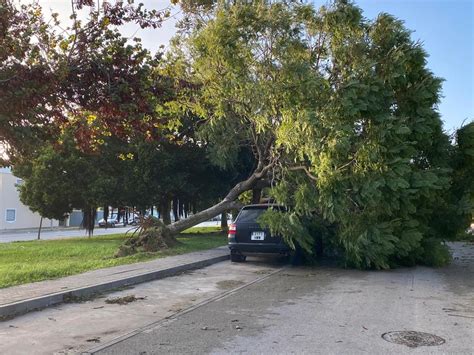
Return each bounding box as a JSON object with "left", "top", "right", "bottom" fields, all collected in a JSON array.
[
  {"left": 186, "top": 1, "right": 469, "bottom": 269},
  {"left": 13, "top": 127, "right": 245, "bottom": 233},
  {"left": 13, "top": 134, "right": 116, "bottom": 231},
  {"left": 258, "top": 209, "right": 314, "bottom": 253},
  {"left": 409, "top": 239, "right": 452, "bottom": 268}
]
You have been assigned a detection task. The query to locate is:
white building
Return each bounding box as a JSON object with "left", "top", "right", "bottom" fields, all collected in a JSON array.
[{"left": 0, "top": 167, "right": 59, "bottom": 230}]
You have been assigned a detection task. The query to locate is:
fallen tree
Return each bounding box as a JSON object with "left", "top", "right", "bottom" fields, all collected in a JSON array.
[
  {"left": 150, "top": 1, "right": 471, "bottom": 269},
  {"left": 118, "top": 157, "right": 273, "bottom": 254}
]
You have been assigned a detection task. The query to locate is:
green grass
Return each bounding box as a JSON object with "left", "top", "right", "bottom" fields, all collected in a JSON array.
[
  {"left": 182, "top": 226, "right": 223, "bottom": 234},
  {"left": 0, "top": 227, "right": 227, "bottom": 289}
]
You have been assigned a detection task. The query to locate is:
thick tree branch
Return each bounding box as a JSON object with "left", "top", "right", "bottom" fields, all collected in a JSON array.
[
  {"left": 167, "top": 162, "right": 274, "bottom": 235},
  {"left": 288, "top": 165, "right": 318, "bottom": 182}
]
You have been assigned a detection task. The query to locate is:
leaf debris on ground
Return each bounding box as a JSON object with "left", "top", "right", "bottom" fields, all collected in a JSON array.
[{"left": 104, "top": 295, "right": 146, "bottom": 305}]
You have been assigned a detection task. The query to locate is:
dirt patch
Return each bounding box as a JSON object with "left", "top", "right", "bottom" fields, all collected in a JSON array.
[
  {"left": 86, "top": 337, "right": 101, "bottom": 343},
  {"left": 382, "top": 331, "right": 446, "bottom": 348},
  {"left": 168, "top": 301, "right": 192, "bottom": 313},
  {"left": 104, "top": 295, "right": 146, "bottom": 305},
  {"left": 63, "top": 293, "right": 104, "bottom": 304},
  {"left": 216, "top": 280, "right": 246, "bottom": 290}
]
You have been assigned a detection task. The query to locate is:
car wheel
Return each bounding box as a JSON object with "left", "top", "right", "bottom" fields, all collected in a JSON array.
[
  {"left": 230, "top": 253, "right": 246, "bottom": 262},
  {"left": 288, "top": 245, "right": 303, "bottom": 265}
]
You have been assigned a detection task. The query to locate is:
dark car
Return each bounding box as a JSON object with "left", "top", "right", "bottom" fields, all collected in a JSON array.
[{"left": 228, "top": 204, "right": 290, "bottom": 262}]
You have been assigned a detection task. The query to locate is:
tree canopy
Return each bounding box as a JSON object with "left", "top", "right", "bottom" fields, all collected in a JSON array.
[{"left": 175, "top": 0, "right": 472, "bottom": 268}]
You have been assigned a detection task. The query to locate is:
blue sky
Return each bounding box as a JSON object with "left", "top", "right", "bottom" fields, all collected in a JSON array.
[{"left": 35, "top": 0, "right": 473, "bottom": 132}]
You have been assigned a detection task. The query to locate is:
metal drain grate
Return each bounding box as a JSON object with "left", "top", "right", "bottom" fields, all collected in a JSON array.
[{"left": 382, "top": 331, "right": 446, "bottom": 348}]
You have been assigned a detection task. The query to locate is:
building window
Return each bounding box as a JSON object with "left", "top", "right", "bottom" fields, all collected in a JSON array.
[{"left": 5, "top": 209, "right": 16, "bottom": 223}]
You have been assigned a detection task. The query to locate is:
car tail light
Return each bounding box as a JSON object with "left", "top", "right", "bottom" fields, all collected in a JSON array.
[{"left": 228, "top": 223, "right": 236, "bottom": 238}]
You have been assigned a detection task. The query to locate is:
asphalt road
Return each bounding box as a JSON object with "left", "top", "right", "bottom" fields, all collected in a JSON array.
[
  {"left": 94, "top": 242, "right": 474, "bottom": 355},
  {"left": 0, "top": 221, "right": 225, "bottom": 243}
]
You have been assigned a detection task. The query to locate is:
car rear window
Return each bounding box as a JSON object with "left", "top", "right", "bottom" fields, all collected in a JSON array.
[{"left": 236, "top": 208, "right": 266, "bottom": 223}]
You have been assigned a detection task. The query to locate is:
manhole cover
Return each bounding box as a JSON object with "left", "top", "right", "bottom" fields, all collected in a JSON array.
[{"left": 382, "top": 331, "right": 445, "bottom": 348}]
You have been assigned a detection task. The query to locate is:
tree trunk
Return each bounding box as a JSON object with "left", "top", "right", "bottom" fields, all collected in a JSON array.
[
  {"left": 103, "top": 205, "right": 109, "bottom": 225},
  {"left": 220, "top": 212, "right": 228, "bottom": 231},
  {"left": 82, "top": 206, "right": 96, "bottom": 237},
  {"left": 179, "top": 201, "right": 184, "bottom": 219},
  {"left": 167, "top": 167, "right": 269, "bottom": 235},
  {"left": 160, "top": 199, "right": 172, "bottom": 225},
  {"left": 252, "top": 188, "right": 262, "bottom": 204},
  {"left": 37, "top": 216, "right": 43, "bottom": 240},
  {"left": 172, "top": 196, "right": 180, "bottom": 222},
  {"left": 167, "top": 199, "right": 242, "bottom": 234},
  {"left": 119, "top": 165, "right": 273, "bottom": 257}
]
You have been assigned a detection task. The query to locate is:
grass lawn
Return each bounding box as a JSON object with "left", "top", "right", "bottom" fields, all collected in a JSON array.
[{"left": 0, "top": 227, "right": 227, "bottom": 289}]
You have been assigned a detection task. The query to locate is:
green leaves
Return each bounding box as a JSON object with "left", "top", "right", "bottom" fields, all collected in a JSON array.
[
  {"left": 186, "top": 1, "right": 458, "bottom": 269},
  {"left": 258, "top": 209, "right": 314, "bottom": 253}
]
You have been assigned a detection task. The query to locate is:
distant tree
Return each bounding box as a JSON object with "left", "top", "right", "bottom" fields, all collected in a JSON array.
[
  {"left": 13, "top": 133, "right": 125, "bottom": 235},
  {"left": 428, "top": 123, "right": 474, "bottom": 243},
  {"left": 452, "top": 122, "right": 474, "bottom": 226},
  {"left": 0, "top": 1, "right": 64, "bottom": 163},
  {"left": 1, "top": 0, "right": 167, "bottom": 164},
  {"left": 2, "top": 0, "right": 171, "bottom": 234}
]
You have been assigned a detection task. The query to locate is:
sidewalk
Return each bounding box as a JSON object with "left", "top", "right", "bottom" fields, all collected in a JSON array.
[
  {"left": 0, "top": 247, "right": 229, "bottom": 319},
  {"left": 0, "top": 226, "right": 80, "bottom": 235},
  {"left": 0, "top": 226, "right": 132, "bottom": 243}
]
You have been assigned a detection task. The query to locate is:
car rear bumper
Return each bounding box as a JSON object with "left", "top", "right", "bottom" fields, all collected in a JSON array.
[{"left": 228, "top": 242, "right": 290, "bottom": 255}]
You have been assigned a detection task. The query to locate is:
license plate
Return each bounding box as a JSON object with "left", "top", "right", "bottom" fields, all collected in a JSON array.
[{"left": 251, "top": 231, "right": 265, "bottom": 241}]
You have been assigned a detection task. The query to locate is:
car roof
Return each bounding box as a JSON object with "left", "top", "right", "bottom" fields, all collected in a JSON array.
[{"left": 241, "top": 203, "right": 284, "bottom": 209}]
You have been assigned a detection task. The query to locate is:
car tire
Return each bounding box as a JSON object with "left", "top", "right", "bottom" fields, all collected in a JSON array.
[
  {"left": 288, "top": 245, "right": 303, "bottom": 265},
  {"left": 230, "top": 253, "right": 246, "bottom": 262}
]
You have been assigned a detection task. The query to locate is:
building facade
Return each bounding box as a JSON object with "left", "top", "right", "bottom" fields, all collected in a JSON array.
[{"left": 0, "top": 168, "right": 59, "bottom": 230}]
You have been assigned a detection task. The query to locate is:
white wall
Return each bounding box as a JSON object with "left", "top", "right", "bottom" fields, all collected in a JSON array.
[{"left": 0, "top": 168, "right": 59, "bottom": 230}]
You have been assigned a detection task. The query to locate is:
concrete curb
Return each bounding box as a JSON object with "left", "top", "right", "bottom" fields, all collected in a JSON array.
[{"left": 0, "top": 254, "right": 229, "bottom": 320}]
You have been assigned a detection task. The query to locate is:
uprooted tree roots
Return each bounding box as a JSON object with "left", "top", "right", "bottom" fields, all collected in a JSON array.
[{"left": 115, "top": 217, "right": 180, "bottom": 257}]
